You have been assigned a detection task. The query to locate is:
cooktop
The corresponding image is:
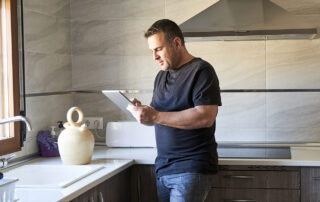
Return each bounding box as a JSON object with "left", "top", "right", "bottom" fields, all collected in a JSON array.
[{"left": 217, "top": 146, "right": 291, "bottom": 159}]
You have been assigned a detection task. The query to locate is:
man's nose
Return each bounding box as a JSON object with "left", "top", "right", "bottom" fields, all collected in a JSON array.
[{"left": 153, "top": 52, "right": 160, "bottom": 60}]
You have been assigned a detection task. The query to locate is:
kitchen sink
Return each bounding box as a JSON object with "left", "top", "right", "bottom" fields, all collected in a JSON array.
[{"left": 4, "top": 164, "right": 104, "bottom": 188}]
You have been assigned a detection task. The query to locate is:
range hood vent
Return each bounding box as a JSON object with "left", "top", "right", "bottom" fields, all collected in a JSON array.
[{"left": 180, "top": 0, "right": 320, "bottom": 41}]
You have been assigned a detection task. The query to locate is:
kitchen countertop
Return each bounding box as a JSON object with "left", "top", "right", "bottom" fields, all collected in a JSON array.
[
  {"left": 4, "top": 145, "right": 320, "bottom": 202},
  {"left": 2, "top": 153, "right": 134, "bottom": 202},
  {"left": 94, "top": 145, "right": 320, "bottom": 166}
]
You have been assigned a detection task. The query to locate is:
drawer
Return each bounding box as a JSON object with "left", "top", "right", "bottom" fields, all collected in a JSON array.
[
  {"left": 212, "top": 170, "right": 300, "bottom": 189},
  {"left": 206, "top": 188, "right": 300, "bottom": 202},
  {"left": 301, "top": 167, "right": 320, "bottom": 202}
]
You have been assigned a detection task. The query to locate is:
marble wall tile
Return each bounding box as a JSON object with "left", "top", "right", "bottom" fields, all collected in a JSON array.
[
  {"left": 187, "top": 41, "right": 266, "bottom": 89},
  {"left": 70, "top": 0, "right": 164, "bottom": 21},
  {"left": 73, "top": 93, "right": 127, "bottom": 122},
  {"left": 72, "top": 55, "right": 120, "bottom": 90},
  {"left": 117, "top": 57, "right": 158, "bottom": 90},
  {"left": 215, "top": 128, "right": 266, "bottom": 143},
  {"left": 72, "top": 55, "right": 157, "bottom": 90},
  {"left": 24, "top": 9, "right": 70, "bottom": 54},
  {"left": 266, "top": 39, "right": 320, "bottom": 89},
  {"left": 14, "top": 94, "right": 73, "bottom": 158},
  {"left": 267, "top": 128, "right": 320, "bottom": 143},
  {"left": 266, "top": 93, "right": 320, "bottom": 128},
  {"left": 216, "top": 93, "right": 266, "bottom": 128},
  {"left": 71, "top": 19, "right": 154, "bottom": 56},
  {"left": 73, "top": 93, "right": 134, "bottom": 142},
  {"left": 25, "top": 52, "right": 71, "bottom": 93},
  {"left": 12, "top": 0, "right": 72, "bottom": 158},
  {"left": 67, "top": 0, "right": 320, "bottom": 145},
  {"left": 23, "top": 0, "right": 70, "bottom": 19}
]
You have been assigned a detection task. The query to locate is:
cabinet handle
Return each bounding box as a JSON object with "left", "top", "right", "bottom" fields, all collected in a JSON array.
[
  {"left": 224, "top": 200, "right": 255, "bottom": 202},
  {"left": 223, "top": 175, "right": 255, "bottom": 179},
  {"left": 312, "top": 177, "right": 320, "bottom": 181},
  {"left": 99, "top": 191, "right": 104, "bottom": 202}
]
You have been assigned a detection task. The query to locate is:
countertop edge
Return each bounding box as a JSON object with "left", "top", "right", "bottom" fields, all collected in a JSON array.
[{"left": 59, "top": 160, "right": 134, "bottom": 202}]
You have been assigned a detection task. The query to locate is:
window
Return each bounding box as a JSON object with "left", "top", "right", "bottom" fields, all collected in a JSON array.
[{"left": 0, "top": 0, "right": 21, "bottom": 155}]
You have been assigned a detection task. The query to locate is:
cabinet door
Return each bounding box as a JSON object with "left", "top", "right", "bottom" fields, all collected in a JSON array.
[
  {"left": 70, "top": 186, "right": 99, "bottom": 202},
  {"left": 212, "top": 170, "right": 300, "bottom": 189},
  {"left": 206, "top": 188, "right": 300, "bottom": 202},
  {"left": 71, "top": 168, "right": 131, "bottom": 202},
  {"left": 98, "top": 168, "right": 131, "bottom": 202},
  {"left": 130, "top": 165, "right": 158, "bottom": 202},
  {"left": 301, "top": 167, "right": 320, "bottom": 202}
]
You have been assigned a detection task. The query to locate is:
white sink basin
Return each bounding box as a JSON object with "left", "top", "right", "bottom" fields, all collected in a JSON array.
[{"left": 4, "top": 164, "right": 104, "bottom": 188}]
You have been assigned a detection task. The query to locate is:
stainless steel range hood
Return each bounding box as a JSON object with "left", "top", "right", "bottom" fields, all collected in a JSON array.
[{"left": 180, "top": 0, "right": 320, "bottom": 41}]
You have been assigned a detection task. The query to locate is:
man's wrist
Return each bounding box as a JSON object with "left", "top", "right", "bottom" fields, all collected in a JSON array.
[{"left": 153, "top": 110, "right": 160, "bottom": 124}]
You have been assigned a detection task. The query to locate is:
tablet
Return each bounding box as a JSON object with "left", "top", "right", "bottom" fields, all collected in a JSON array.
[{"left": 102, "top": 90, "right": 135, "bottom": 119}]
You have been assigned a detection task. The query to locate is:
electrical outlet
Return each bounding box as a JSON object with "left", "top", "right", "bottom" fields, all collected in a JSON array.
[{"left": 83, "top": 117, "right": 103, "bottom": 129}]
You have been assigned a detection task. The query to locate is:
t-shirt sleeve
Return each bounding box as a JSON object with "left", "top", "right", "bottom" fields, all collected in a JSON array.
[
  {"left": 192, "top": 65, "right": 222, "bottom": 106},
  {"left": 150, "top": 71, "right": 161, "bottom": 108}
]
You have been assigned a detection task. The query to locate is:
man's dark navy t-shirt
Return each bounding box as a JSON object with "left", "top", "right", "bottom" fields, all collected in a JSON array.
[{"left": 150, "top": 57, "right": 222, "bottom": 178}]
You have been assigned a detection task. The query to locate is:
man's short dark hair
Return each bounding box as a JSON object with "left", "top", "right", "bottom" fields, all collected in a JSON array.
[{"left": 144, "top": 19, "right": 185, "bottom": 46}]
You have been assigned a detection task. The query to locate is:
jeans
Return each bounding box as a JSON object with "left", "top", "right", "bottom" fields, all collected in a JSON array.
[{"left": 156, "top": 173, "right": 214, "bottom": 202}]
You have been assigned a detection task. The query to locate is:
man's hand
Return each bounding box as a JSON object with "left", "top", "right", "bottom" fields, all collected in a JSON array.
[
  {"left": 130, "top": 98, "right": 142, "bottom": 107},
  {"left": 127, "top": 98, "right": 158, "bottom": 125}
]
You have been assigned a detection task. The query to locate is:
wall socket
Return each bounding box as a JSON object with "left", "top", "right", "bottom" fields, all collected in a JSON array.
[{"left": 83, "top": 117, "right": 103, "bottom": 129}]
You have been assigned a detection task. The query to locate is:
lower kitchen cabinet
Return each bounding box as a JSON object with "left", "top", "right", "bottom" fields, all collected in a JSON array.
[
  {"left": 131, "top": 165, "right": 302, "bottom": 202},
  {"left": 71, "top": 168, "right": 131, "bottom": 202},
  {"left": 205, "top": 165, "right": 301, "bottom": 202},
  {"left": 71, "top": 165, "right": 320, "bottom": 202},
  {"left": 130, "top": 165, "right": 158, "bottom": 202},
  {"left": 301, "top": 167, "right": 320, "bottom": 202},
  {"left": 206, "top": 188, "right": 300, "bottom": 202}
]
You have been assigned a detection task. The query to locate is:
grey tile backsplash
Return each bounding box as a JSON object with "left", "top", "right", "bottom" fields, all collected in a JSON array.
[
  {"left": 69, "top": 0, "right": 320, "bottom": 143},
  {"left": 12, "top": 0, "right": 73, "bottom": 158},
  {"left": 15, "top": 0, "right": 320, "bottom": 160}
]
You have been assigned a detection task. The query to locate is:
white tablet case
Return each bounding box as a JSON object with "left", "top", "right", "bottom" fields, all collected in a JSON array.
[{"left": 102, "top": 90, "right": 135, "bottom": 119}]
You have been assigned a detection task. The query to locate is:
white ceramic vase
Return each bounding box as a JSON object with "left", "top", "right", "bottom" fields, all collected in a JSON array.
[{"left": 58, "top": 107, "right": 95, "bottom": 165}]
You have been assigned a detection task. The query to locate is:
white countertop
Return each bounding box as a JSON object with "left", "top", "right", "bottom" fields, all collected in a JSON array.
[
  {"left": 93, "top": 145, "right": 320, "bottom": 166},
  {"left": 3, "top": 145, "right": 320, "bottom": 202},
  {"left": 2, "top": 152, "right": 134, "bottom": 202}
]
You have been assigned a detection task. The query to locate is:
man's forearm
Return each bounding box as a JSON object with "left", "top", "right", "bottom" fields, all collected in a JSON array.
[{"left": 154, "top": 105, "right": 218, "bottom": 130}]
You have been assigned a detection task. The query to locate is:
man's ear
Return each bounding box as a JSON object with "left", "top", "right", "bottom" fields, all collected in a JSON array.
[{"left": 173, "top": 37, "right": 182, "bottom": 48}]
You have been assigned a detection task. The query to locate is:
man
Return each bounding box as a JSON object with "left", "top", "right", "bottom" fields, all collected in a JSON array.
[{"left": 127, "top": 19, "right": 222, "bottom": 202}]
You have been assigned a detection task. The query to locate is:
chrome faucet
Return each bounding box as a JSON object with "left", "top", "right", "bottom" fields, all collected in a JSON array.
[
  {"left": 0, "top": 154, "right": 16, "bottom": 168},
  {"left": 0, "top": 115, "right": 32, "bottom": 168},
  {"left": 0, "top": 115, "right": 32, "bottom": 131}
]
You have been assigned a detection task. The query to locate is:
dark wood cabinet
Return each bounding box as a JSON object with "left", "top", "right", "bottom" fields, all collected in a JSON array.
[
  {"left": 130, "top": 165, "right": 158, "bottom": 202},
  {"left": 205, "top": 166, "right": 301, "bottom": 202},
  {"left": 207, "top": 188, "right": 300, "bottom": 202},
  {"left": 129, "top": 165, "right": 302, "bottom": 202},
  {"left": 301, "top": 167, "right": 320, "bottom": 202},
  {"left": 70, "top": 165, "right": 320, "bottom": 202},
  {"left": 212, "top": 170, "right": 300, "bottom": 189},
  {"left": 98, "top": 168, "right": 131, "bottom": 202},
  {"left": 71, "top": 168, "right": 131, "bottom": 202}
]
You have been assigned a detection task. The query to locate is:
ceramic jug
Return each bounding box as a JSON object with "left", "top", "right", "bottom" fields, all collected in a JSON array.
[{"left": 58, "top": 107, "right": 95, "bottom": 165}]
